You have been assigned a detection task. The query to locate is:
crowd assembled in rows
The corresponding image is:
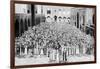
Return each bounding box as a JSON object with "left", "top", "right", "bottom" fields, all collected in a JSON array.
[{"left": 15, "top": 16, "right": 94, "bottom": 63}]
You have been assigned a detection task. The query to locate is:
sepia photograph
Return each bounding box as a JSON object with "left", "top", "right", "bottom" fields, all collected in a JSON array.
[{"left": 10, "top": 1, "right": 96, "bottom": 68}]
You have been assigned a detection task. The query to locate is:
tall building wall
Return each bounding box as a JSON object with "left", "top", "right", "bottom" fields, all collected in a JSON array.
[{"left": 15, "top": 4, "right": 32, "bottom": 37}]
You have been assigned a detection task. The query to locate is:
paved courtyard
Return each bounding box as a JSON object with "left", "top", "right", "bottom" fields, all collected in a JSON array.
[{"left": 15, "top": 54, "right": 94, "bottom": 65}]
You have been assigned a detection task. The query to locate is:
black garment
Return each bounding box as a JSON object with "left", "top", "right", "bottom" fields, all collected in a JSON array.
[{"left": 63, "top": 51, "right": 67, "bottom": 61}]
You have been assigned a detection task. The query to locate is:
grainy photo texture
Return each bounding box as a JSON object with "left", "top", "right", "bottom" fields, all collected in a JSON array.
[{"left": 14, "top": 3, "right": 95, "bottom": 65}]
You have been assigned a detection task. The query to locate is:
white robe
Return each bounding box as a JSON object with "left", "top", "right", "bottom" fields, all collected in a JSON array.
[{"left": 56, "top": 50, "right": 59, "bottom": 63}]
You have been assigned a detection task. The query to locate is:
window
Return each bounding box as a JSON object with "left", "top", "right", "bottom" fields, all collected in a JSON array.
[{"left": 47, "top": 10, "right": 51, "bottom": 14}]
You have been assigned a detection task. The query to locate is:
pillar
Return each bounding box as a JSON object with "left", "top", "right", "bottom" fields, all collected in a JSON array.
[
  {"left": 31, "top": 4, "right": 35, "bottom": 26},
  {"left": 77, "top": 12, "right": 79, "bottom": 28}
]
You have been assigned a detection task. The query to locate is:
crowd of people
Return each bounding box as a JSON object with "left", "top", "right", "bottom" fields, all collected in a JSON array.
[{"left": 15, "top": 21, "right": 94, "bottom": 63}]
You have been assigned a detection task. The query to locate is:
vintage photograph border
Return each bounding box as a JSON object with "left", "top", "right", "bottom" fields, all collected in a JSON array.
[{"left": 10, "top": 1, "right": 97, "bottom": 69}]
